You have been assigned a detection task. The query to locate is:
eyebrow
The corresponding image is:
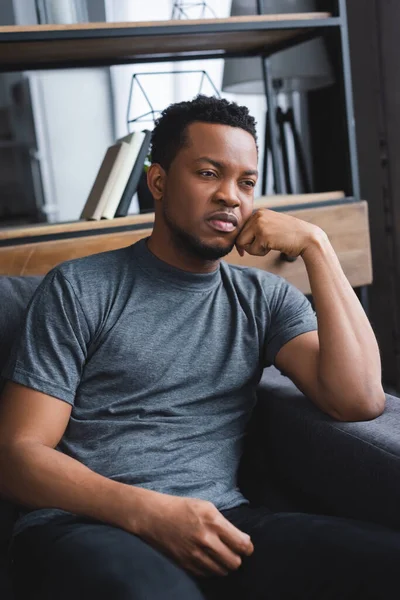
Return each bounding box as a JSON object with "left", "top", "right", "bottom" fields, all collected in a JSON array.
[{"left": 195, "top": 156, "right": 258, "bottom": 177}]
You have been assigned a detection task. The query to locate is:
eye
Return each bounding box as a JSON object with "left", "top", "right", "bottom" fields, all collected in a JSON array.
[
  {"left": 242, "top": 180, "right": 256, "bottom": 188},
  {"left": 199, "top": 170, "right": 217, "bottom": 178}
]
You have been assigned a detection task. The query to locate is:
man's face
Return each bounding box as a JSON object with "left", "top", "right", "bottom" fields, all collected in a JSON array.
[{"left": 156, "top": 122, "right": 258, "bottom": 261}]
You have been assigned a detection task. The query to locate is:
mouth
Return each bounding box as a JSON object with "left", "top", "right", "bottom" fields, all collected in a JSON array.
[{"left": 206, "top": 212, "right": 238, "bottom": 233}]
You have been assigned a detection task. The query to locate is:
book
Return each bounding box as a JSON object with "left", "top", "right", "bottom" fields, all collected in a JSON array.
[
  {"left": 115, "top": 129, "right": 152, "bottom": 217},
  {"left": 80, "top": 141, "right": 130, "bottom": 220},
  {"left": 101, "top": 131, "right": 148, "bottom": 219}
]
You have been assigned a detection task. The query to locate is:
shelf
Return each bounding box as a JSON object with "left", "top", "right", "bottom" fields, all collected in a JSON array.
[
  {"left": 0, "top": 192, "right": 346, "bottom": 244},
  {"left": 0, "top": 213, "right": 155, "bottom": 243},
  {"left": 0, "top": 202, "right": 373, "bottom": 295},
  {"left": 0, "top": 13, "right": 335, "bottom": 71}
]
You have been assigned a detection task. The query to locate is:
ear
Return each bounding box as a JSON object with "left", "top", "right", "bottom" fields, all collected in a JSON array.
[{"left": 147, "top": 163, "right": 166, "bottom": 202}]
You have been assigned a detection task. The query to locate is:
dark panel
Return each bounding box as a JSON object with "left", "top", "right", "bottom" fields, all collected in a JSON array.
[
  {"left": 307, "top": 27, "right": 351, "bottom": 195},
  {"left": 377, "top": 0, "right": 400, "bottom": 388},
  {"left": 346, "top": 0, "right": 400, "bottom": 388}
]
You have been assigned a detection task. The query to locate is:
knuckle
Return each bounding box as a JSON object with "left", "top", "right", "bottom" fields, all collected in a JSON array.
[
  {"left": 201, "top": 500, "right": 215, "bottom": 513},
  {"left": 191, "top": 547, "right": 203, "bottom": 561},
  {"left": 198, "top": 532, "right": 213, "bottom": 549}
]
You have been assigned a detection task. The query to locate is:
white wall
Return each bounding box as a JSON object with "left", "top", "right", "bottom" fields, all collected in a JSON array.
[
  {"left": 28, "top": 69, "right": 114, "bottom": 222},
  {"left": 2, "top": 0, "right": 115, "bottom": 222}
]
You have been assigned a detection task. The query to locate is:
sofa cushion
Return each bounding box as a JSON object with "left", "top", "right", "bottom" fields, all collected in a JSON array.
[
  {"left": 0, "top": 276, "right": 43, "bottom": 376},
  {"left": 257, "top": 367, "right": 400, "bottom": 530}
]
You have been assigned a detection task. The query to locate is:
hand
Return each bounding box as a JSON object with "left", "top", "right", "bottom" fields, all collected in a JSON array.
[
  {"left": 135, "top": 495, "right": 254, "bottom": 578},
  {"left": 235, "top": 208, "right": 324, "bottom": 258}
]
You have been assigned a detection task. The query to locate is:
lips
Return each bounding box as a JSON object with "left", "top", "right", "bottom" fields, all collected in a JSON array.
[{"left": 206, "top": 211, "right": 238, "bottom": 233}]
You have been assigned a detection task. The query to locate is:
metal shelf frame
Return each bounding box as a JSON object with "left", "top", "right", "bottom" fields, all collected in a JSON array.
[{"left": 254, "top": 0, "right": 360, "bottom": 204}]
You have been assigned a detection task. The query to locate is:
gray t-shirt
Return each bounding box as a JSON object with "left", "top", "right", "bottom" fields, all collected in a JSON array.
[{"left": 3, "top": 236, "right": 317, "bottom": 535}]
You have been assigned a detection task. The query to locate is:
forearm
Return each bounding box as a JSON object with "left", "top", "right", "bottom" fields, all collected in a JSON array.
[
  {"left": 0, "top": 440, "right": 162, "bottom": 534},
  {"left": 302, "top": 231, "right": 385, "bottom": 419}
]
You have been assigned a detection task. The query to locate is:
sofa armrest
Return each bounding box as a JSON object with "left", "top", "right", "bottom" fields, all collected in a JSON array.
[{"left": 253, "top": 367, "right": 400, "bottom": 530}]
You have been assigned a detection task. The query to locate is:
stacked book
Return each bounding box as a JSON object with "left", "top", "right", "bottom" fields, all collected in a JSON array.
[{"left": 80, "top": 130, "right": 152, "bottom": 220}]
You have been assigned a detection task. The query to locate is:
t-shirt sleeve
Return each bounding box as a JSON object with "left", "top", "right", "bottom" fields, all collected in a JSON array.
[
  {"left": 263, "top": 275, "right": 317, "bottom": 368},
  {"left": 2, "top": 268, "right": 90, "bottom": 405}
]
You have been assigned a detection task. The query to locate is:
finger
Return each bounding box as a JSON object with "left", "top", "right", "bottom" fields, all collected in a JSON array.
[
  {"left": 203, "top": 537, "right": 243, "bottom": 572},
  {"left": 236, "top": 231, "right": 256, "bottom": 249},
  {"left": 246, "top": 239, "right": 271, "bottom": 256},
  {"left": 235, "top": 242, "right": 245, "bottom": 257},
  {"left": 214, "top": 515, "right": 253, "bottom": 556},
  {"left": 236, "top": 233, "right": 256, "bottom": 256},
  {"left": 194, "top": 550, "right": 230, "bottom": 577},
  {"left": 187, "top": 562, "right": 211, "bottom": 578}
]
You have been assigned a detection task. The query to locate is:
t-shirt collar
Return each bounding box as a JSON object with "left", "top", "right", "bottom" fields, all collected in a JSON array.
[{"left": 131, "top": 237, "right": 221, "bottom": 291}]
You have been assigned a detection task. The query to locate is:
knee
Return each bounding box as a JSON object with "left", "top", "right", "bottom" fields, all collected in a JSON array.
[{"left": 94, "top": 563, "right": 205, "bottom": 600}]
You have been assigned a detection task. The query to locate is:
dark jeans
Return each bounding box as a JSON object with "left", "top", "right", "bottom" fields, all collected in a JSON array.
[{"left": 8, "top": 503, "right": 400, "bottom": 600}]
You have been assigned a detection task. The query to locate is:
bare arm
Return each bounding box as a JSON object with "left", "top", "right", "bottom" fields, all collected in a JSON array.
[
  {"left": 236, "top": 209, "right": 385, "bottom": 422},
  {"left": 0, "top": 380, "right": 253, "bottom": 577},
  {"left": 0, "top": 381, "right": 155, "bottom": 533},
  {"left": 305, "top": 234, "right": 384, "bottom": 418}
]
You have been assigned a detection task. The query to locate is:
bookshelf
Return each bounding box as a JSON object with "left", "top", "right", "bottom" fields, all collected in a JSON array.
[{"left": 0, "top": 1, "right": 370, "bottom": 296}]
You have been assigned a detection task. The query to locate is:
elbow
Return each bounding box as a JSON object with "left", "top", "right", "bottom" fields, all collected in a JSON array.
[{"left": 334, "top": 387, "right": 386, "bottom": 422}]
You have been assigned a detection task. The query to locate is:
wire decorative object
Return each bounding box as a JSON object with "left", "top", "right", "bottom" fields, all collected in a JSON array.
[
  {"left": 171, "top": 0, "right": 217, "bottom": 20},
  {"left": 126, "top": 70, "right": 221, "bottom": 131}
]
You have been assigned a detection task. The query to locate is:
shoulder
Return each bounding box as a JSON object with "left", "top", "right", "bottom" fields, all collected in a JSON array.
[
  {"left": 37, "top": 244, "right": 137, "bottom": 319},
  {"left": 220, "top": 261, "right": 312, "bottom": 317},
  {"left": 56, "top": 244, "right": 134, "bottom": 283}
]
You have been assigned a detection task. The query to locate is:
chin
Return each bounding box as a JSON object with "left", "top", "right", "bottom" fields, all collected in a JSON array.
[
  {"left": 162, "top": 203, "right": 235, "bottom": 260},
  {"left": 196, "top": 239, "right": 234, "bottom": 260},
  {"left": 183, "top": 231, "right": 235, "bottom": 260},
  {"left": 173, "top": 227, "right": 234, "bottom": 260}
]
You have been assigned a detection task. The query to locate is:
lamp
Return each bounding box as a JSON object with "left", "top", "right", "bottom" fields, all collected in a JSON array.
[{"left": 222, "top": 0, "right": 334, "bottom": 95}]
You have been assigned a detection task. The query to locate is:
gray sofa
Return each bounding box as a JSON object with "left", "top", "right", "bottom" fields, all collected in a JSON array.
[{"left": 1, "top": 275, "right": 400, "bottom": 599}]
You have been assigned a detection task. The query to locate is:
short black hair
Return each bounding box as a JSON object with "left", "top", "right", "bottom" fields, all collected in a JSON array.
[{"left": 150, "top": 94, "right": 258, "bottom": 171}]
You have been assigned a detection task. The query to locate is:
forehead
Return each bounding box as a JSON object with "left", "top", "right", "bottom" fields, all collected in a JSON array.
[{"left": 181, "top": 122, "right": 258, "bottom": 168}]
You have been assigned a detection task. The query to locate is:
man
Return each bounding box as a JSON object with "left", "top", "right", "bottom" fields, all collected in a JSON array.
[{"left": 0, "top": 94, "right": 398, "bottom": 600}]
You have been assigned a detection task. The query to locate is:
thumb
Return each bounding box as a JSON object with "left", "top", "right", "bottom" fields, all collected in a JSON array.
[{"left": 235, "top": 243, "right": 245, "bottom": 257}]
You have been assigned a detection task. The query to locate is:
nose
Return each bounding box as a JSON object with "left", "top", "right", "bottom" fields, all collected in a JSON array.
[{"left": 213, "top": 178, "right": 240, "bottom": 208}]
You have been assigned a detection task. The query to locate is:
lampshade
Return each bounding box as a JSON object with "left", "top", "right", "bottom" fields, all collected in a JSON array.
[{"left": 222, "top": 0, "right": 334, "bottom": 94}]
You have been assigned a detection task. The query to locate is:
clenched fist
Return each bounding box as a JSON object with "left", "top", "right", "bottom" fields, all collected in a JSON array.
[{"left": 235, "top": 208, "right": 327, "bottom": 258}]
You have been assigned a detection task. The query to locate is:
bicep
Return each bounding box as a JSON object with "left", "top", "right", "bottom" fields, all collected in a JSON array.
[
  {"left": 0, "top": 380, "right": 72, "bottom": 449},
  {"left": 274, "top": 330, "right": 321, "bottom": 403}
]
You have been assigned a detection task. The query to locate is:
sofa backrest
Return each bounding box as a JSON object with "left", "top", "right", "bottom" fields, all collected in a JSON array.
[
  {"left": 0, "top": 276, "right": 43, "bottom": 377},
  {"left": 0, "top": 276, "right": 43, "bottom": 568}
]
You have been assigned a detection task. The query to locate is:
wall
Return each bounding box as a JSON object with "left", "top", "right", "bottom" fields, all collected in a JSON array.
[
  {"left": 0, "top": 0, "right": 115, "bottom": 223},
  {"left": 105, "top": 0, "right": 266, "bottom": 208},
  {"left": 347, "top": 0, "right": 400, "bottom": 390},
  {"left": 27, "top": 69, "right": 115, "bottom": 222}
]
